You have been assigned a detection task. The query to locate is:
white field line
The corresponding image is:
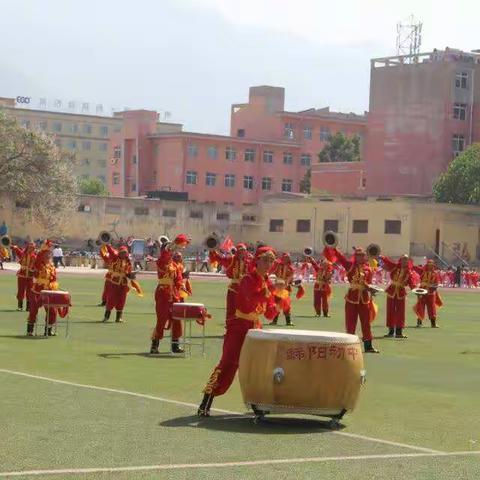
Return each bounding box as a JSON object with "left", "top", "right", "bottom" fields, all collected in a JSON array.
[
  {"left": 0, "top": 368, "right": 442, "bottom": 455},
  {"left": 1, "top": 452, "right": 479, "bottom": 478}
]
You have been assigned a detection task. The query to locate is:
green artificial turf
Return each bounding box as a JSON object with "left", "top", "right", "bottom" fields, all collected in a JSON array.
[{"left": 0, "top": 272, "right": 479, "bottom": 479}]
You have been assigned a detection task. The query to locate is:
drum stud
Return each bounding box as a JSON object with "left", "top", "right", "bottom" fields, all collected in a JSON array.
[{"left": 273, "top": 367, "right": 285, "bottom": 384}]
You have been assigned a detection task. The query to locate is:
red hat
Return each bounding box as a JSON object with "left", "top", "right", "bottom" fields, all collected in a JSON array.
[
  {"left": 236, "top": 243, "right": 247, "bottom": 250},
  {"left": 174, "top": 234, "right": 190, "bottom": 246},
  {"left": 119, "top": 246, "right": 128, "bottom": 253},
  {"left": 254, "top": 246, "right": 276, "bottom": 261}
]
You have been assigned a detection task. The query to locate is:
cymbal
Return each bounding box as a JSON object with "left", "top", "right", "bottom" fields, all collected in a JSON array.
[{"left": 411, "top": 287, "right": 428, "bottom": 296}]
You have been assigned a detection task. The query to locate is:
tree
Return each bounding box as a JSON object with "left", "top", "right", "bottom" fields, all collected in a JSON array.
[
  {"left": 0, "top": 111, "right": 77, "bottom": 232},
  {"left": 318, "top": 132, "right": 361, "bottom": 163},
  {"left": 433, "top": 144, "right": 480, "bottom": 204},
  {"left": 79, "top": 177, "right": 109, "bottom": 196},
  {"left": 299, "top": 168, "right": 311, "bottom": 194}
]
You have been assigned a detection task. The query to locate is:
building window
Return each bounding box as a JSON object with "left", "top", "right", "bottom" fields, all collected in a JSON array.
[
  {"left": 83, "top": 124, "right": 92, "bottom": 134},
  {"left": 244, "top": 148, "right": 255, "bottom": 162},
  {"left": 453, "top": 103, "right": 467, "bottom": 120},
  {"left": 237, "top": 129, "right": 245, "bottom": 138},
  {"left": 163, "top": 209, "right": 176, "bottom": 217},
  {"left": 99, "top": 142, "right": 108, "bottom": 151},
  {"left": 112, "top": 173, "right": 120, "bottom": 185},
  {"left": 67, "top": 123, "right": 78, "bottom": 134},
  {"left": 243, "top": 175, "right": 254, "bottom": 190},
  {"left": 113, "top": 145, "right": 121, "bottom": 159},
  {"left": 283, "top": 152, "right": 293, "bottom": 165},
  {"left": 269, "top": 219, "right": 284, "bottom": 232},
  {"left": 38, "top": 121, "right": 47, "bottom": 131},
  {"left": 361, "top": 175, "right": 367, "bottom": 189},
  {"left": 320, "top": 127, "right": 330, "bottom": 141},
  {"left": 263, "top": 151, "right": 274, "bottom": 163},
  {"left": 82, "top": 141, "right": 91, "bottom": 151},
  {"left": 225, "top": 202, "right": 234, "bottom": 206},
  {"left": 131, "top": 183, "right": 136, "bottom": 192},
  {"left": 385, "top": 220, "right": 401, "bottom": 234},
  {"left": 296, "top": 219, "right": 311, "bottom": 233},
  {"left": 67, "top": 140, "right": 77, "bottom": 150},
  {"left": 452, "top": 135, "right": 465, "bottom": 156},
  {"left": 324, "top": 219, "right": 338, "bottom": 232},
  {"left": 53, "top": 122, "right": 62, "bottom": 132},
  {"left": 134, "top": 207, "right": 149, "bottom": 216},
  {"left": 216, "top": 212, "right": 230, "bottom": 221},
  {"left": 281, "top": 179, "right": 293, "bottom": 192},
  {"left": 205, "top": 172, "right": 217, "bottom": 186},
  {"left": 187, "top": 144, "right": 198, "bottom": 157},
  {"left": 77, "top": 204, "right": 91, "bottom": 213},
  {"left": 132, "top": 155, "right": 137, "bottom": 164},
  {"left": 224, "top": 174, "right": 235, "bottom": 187},
  {"left": 455, "top": 72, "right": 468, "bottom": 89},
  {"left": 303, "top": 126, "right": 312, "bottom": 139},
  {"left": 225, "top": 146, "right": 237, "bottom": 161},
  {"left": 261, "top": 177, "right": 272, "bottom": 191},
  {"left": 100, "top": 126, "right": 109, "bottom": 137},
  {"left": 190, "top": 210, "right": 203, "bottom": 219},
  {"left": 284, "top": 122, "right": 295, "bottom": 139},
  {"left": 20, "top": 119, "right": 31, "bottom": 128},
  {"left": 98, "top": 159, "right": 106, "bottom": 168},
  {"left": 352, "top": 219, "right": 368, "bottom": 233},
  {"left": 186, "top": 170, "right": 197, "bottom": 185},
  {"left": 243, "top": 214, "right": 257, "bottom": 222},
  {"left": 105, "top": 203, "right": 121, "bottom": 214},
  {"left": 97, "top": 175, "right": 106, "bottom": 184},
  {"left": 300, "top": 154, "right": 311, "bottom": 166},
  {"left": 207, "top": 146, "right": 218, "bottom": 159}
]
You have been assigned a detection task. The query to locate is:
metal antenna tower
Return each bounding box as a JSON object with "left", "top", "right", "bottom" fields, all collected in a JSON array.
[{"left": 396, "top": 15, "right": 422, "bottom": 62}]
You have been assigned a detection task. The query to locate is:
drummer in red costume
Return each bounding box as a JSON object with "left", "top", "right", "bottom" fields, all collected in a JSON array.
[
  {"left": 198, "top": 246, "right": 277, "bottom": 417},
  {"left": 27, "top": 241, "right": 61, "bottom": 336},
  {"left": 98, "top": 244, "right": 109, "bottom": 307},
  {"left": 150, "top": 234, "right": 189, "bottom": 355},
  {"left": 324, "top": 246, "right": 379, "bottom": 353},
  {"left": 11, "top": 242, "right": 37, "bottom": 311},
  {"left": 306, "top": 256, "right": 334, "bottom": 317},
  {"left": 379, "top": 254, "right": 416, "bottom": 338},
  {"left": 269, "top": 253, "right": 295, "bottom": 326},
  {"left": 209, "top": 243, "right": 251, "bottom": 322},
  {"left": 413, "top": 259, "right": 443, "bottom": 328},
  {"left": 102, "top": 244, "right": 133, "bottom": 324}
]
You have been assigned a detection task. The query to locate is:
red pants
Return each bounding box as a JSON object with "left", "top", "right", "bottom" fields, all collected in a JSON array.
[
  {"left": 105, "top": 282, "right": 129, "bottom": 311},
  {"left": 17, "top": 277, "right": 33, "bottom": 302},
  {"left": 415, "top": 295, "right": 436, "bottom": 320},
  {"left": 101, "top": 281, "right": 108, "bottom": 303},
  {"left": 28, "top": 292, "right": 57, "bottom": 325},
  {"left": 386, "top": 296, "right": 406, "bottom": 328},
  {"left": 314, "top": 290, "right": 329, "bottom": 315},
  {"left": 226, "top": 287, "right": 238, "bottom": 321},
  {"left": 345, "top": 301, "right": 372, "bottom": 341},
  {"left": 153, "top": 286, "right": 183, "bottom": 341},
  {"left": 204, "top": 318, "right": 254, "bottom": 397}
]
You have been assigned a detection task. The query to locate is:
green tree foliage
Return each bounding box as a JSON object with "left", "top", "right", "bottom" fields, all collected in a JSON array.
[
  {"left": 299, "top": 168, "right": 311, "bottom": 194},
  {"left": 433, "top": 144, "right": 480, "bottom": 204},
  {"left": 78, "top": 177, "right": 109, "bottom": 196},
  {"left": 318, "top": 132, "right": 361, "bottom": 163},
  {"left": 0, "top": 111, "right": 77, "bottom": 231}
]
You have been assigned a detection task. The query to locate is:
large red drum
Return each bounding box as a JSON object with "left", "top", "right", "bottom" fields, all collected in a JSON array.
[
  {"left": 172, "top": 302, "right": 207, "bottom": 321},
  {"left": 40, "top": 290, "right": 71, "bottom": 308}
]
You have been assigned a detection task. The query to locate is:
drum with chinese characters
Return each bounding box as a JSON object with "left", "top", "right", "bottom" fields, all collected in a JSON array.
[
  {"left": 172, "top": 302, "right": 208, "bottom": 322},
  {"left": 238, "top": 329, "right": 364, "bottom": 420},
  {"left": 40, "top": 290, "right": 71, "bottom": 308}
]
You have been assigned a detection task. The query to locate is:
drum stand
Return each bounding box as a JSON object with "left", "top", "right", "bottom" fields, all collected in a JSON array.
[
  {"left": 172, "top": 318, "right": 206, "bottom": 358},
  {"left": 39, "top": 298, "right": 70, "bottom": 338}
]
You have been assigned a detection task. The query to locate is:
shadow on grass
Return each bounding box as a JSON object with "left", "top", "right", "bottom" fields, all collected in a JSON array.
[
  {"left": 0, "top": 335, "right": 49, "bottom": 340},
  {"left": 0, "top": 309, "right": 23, "bottom": 313},
  {"left": 98, "top": 352, "right": 178, "bottom": 360},
  {"left": 160, "top": 413, "right": 341, "bottom": 434}
]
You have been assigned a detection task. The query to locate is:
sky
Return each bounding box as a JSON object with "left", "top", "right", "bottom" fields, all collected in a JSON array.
[{"left": 0, "top": 0, "right": 479, "bottom": 134}]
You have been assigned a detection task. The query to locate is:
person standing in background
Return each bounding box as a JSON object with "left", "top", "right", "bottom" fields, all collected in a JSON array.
[{"left": 52, "top": 244, "right": 66, "bottom": 268}]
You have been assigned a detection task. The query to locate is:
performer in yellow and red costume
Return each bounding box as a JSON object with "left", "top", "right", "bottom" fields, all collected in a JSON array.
[
  {"left": 209, "top": 243, "right": 252, "bottom": 322},
  {"left": 27, "top": 240, "right": 67, "bottom": 336},
  {"left": 198, "top": 246, "right": 277, "bottom": 417},
  {"left": 413, "top": 259, "right": 443, "bottom": 328},
  {"left": 380, "top": 254, "right": 416, "bottom": 338},
  {"left": 307, "top": 256, "right": 334, "bottom": 317},
  {"left": 324, "top": 246, "right": 379, "bottom": 353},
  {"left": 269, "top": 253, "right": 295, "bottom": 326},
  {"left": 98, "top": 244, "right": 110, "bottom": 307},
  {"left": 11, "top": 242, "right": 37, "bottom": 311},
  {"left": 150, "top": 234, "right": 189, "bottom": 355},
  {"left": 102, "top": 245, "right": 134, "bottom": 323}
]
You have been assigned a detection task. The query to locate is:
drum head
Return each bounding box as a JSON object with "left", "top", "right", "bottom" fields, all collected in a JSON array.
[
  {"left": 248, "top": 329, "right": 360, "bottom": 344},
  {"left": 172, "top": 302, "right": 204, "bottom": 307}
]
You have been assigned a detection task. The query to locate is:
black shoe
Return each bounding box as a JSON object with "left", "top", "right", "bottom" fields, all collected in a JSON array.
[
  {"left": 103, "top": 310, "right": 111, "bottom": 322},
  {"left": 269, "top": 315, "right": 278, "bottom": 326},
  {"left": 47, "top": 327, "right": 56, "bottom": 337},
  {"left": 171, "top": 340, "right": 184, "bottom": 354},
  {"left": 26, "top": 323, "right": 34, "bottom": 336},
  {"left": 416, "top": 319, "right": 422, "bottom": 328},
  {"left": 364, "top": 340, "right": 379, "bottom": 353},
  {"left": 98, "top": 300, "right": 106, "bottom": 307},
  {"left": 197, "top": 393, "right": 214, "bottom": 417},
  {"left": 285, "top": 314, "right": 295, "bottom": 327},
  {"left": 323, "top": 313, "right": 331, "bottom": 318},
  {"left": 17, "top": 300, "right": 23, "bottom": 311},
  {"left": 395, "top": 328, "right": 407, "bottom": 338},
  {"left": 150, "top": 339, "right": 160, "bottom": 354},
  {"left": 115, "top": 311, "right": 124, "bottom": 323},
  {"left": 430, "top": 320, "right": 439, "bottom": 328},
  {"left": 384, "top": 328, "right": 395, "bottom": 338}
]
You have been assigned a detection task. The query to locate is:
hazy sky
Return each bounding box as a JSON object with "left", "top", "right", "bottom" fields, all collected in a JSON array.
[{"left": 1, "top": 0, "right": 479, "bottom": 134}]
